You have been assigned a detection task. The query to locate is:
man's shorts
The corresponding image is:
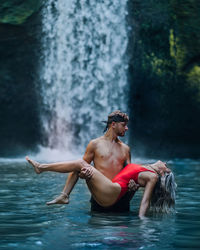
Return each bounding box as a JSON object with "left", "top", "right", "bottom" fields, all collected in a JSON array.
[{"left": 90, "top": 191, "right": 133, "bottom": 213}]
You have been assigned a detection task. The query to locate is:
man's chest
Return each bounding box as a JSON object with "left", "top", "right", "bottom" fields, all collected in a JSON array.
[
  {"left": 95, "top": 144, "right": 127, "bottom": 164},
  {"left": 94, "top": 145, "right": 127, "bottom": 179}
]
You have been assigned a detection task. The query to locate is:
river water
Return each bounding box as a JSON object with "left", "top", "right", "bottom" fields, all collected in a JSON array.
[{"left": 1, "top": 158, "right": 200, "bottom": 249}]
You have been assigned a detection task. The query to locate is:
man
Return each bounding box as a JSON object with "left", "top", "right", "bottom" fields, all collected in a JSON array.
[{"left": 46, "top": 110, "right": 138, "bottom": 212}]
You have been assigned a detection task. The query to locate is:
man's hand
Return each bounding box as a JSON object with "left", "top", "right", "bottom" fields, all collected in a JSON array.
[
  {"left": 79, "top": 166, "right": 94, "bottom": 180},
  {"left": 128, "top": 179, "right": 139, "bottom": 192}
]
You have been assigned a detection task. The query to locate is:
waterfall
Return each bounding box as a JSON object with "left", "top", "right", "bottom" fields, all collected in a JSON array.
[{"left": 40, "top": 0, "right": 129, "bottom": 153}]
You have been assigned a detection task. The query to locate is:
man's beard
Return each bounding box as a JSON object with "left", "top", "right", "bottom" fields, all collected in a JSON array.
[{"left": 118, "top": 132, "right": 125, "bottom": 137}]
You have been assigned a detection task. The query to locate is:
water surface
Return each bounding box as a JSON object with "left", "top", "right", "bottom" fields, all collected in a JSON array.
[{"left": 1, "top": 159, "right": 200, "bottom": 249}]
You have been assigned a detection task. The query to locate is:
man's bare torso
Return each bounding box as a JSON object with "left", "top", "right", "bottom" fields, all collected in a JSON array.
[{"left": 88, "top": 136, "right": 130, "bottom": 180}]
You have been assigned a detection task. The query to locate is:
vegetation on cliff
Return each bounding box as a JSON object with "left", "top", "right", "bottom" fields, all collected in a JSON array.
[
  {"left": 0, "top": 0, "right": 41, "bottom": 25},
  {"left": 0, "top": 0, "right": 199, "bottom": 157},
  {"left": 0, "top": 1, "right": 42, "bottom": 155},
  {"left": 128, "top": 0, "right": 200, "bottom": 157}
]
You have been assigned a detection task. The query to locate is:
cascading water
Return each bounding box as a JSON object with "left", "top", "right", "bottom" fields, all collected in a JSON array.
[{"left": 40, "top": 0, "right": 129, "bottom": 153}]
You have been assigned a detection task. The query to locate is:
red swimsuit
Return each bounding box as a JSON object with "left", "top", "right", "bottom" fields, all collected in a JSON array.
[{"left": 112, "top": 163, "right": 156, "bottom": 201}]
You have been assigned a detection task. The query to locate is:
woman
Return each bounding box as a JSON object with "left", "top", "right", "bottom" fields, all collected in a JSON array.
[{"left": 26, "top": 157, "right": 175, "bottom": 218}]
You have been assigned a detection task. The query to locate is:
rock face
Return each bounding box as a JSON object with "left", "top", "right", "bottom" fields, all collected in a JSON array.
[
  {"left": 0, "top": 0, "right": 41, "bottom": 25},
  {"left": 127, "top": 0, "right": 200, "bottom": 158},
  {"left": 0, "top": 0, "right": 199, "bottom": 158},
  {"left": 0, "top": 1, "right": 42, "bottom": 156}
]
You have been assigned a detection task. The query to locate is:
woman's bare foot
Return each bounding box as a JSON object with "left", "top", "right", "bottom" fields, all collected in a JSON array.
[
  {"left": 25, "top": 156, "right": 41, "bottom": 174},
  {"left": 46, "top": 192, "right": 69, "bottom": 205}
]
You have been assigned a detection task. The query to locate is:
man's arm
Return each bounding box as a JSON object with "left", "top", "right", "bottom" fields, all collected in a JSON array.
[
  {"left": 79, "top": 140, "right": 95, "bottom": 178},
  {"left": 83, "top": 140, "right": 95, "bottom": 163},
  {"left": 126, "top": 146, "right": 131, "bottom": 165},
  {"left": 63, "top": 140, "right": 95, "bottom": 191},
  {"left": 125, "top": 146, "right": 140, "bottom": 192}
]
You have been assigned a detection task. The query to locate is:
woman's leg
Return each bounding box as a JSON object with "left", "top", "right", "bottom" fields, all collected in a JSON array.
[
  {"left": 46, "top": 172, "right": 79, "bottom": 205},
  {"left": 25, "top": 156, "right": 83, "bottom": 173},
  {"left": 137, "top": 171, "right": 158, "bottom": 218},
  {"left": 26, "top": 157, "right": 121, "bottom": 207},
  {"left": 85, "top": 166, "right": 121, "bottom": 207}
]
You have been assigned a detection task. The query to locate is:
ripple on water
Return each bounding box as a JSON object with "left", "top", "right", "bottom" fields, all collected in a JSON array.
[{"left": 1, "top": 160, "right": 200, "bottom": 249}]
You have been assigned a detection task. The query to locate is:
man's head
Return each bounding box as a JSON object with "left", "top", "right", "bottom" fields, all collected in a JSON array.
[{"left": 104, "top": 110, "right": 129, "bottom": 136}]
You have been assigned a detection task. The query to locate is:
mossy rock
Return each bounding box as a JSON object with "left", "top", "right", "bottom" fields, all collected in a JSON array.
[{"left": 0, "top": 0, "right": 42, "bottom": 25}]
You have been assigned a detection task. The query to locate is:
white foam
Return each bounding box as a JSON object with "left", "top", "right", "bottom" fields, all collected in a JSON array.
[
  {"left": 32, "top": 146, "right": 82, "bottom": 162},
  {"left": 40, "top": 0, "right": 129, "bottom": 151}
]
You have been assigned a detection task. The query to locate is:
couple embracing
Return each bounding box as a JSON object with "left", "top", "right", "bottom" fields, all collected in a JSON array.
[{"left": 26, "top": 110, "right": 174, "bottom": 218}]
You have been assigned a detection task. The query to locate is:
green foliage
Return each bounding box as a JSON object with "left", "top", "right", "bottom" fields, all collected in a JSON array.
[
  {"left": 0, "top": 0, "right": 42, "bottom": 25},
  {"left": 169, "top": 29, "right": 176, "bottom": 59},
  {"left": 170, "top": 0, "right": 200, "bottom": 71},
  {"left": 129, "top": 0, "right": 200, "bottom": 157},
  {"left": 187, "top": 66, "right": 200, "bottom": 102}
]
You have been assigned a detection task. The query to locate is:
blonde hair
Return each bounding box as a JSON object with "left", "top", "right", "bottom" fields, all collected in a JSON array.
[{"left": 150, "top": 172, "right": 177, "bottom": 213}]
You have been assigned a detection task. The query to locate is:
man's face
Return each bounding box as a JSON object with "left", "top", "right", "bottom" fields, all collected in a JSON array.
[{"left": 114, "top": 122, "right": 128, "bottom": 136}]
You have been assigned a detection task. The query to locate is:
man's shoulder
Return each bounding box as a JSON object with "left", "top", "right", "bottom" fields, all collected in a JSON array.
[
  {"left": 88, "top": 137, "right": 103, "bottom": 148},
  {"left": 88, "top": 136, "right": 109, "bottom": 152},
  {"left": 90, "top": 136, "right": 105, "bottom": 143},
  {"left": 118, "top": 139, "right": 130, "bottom": 151}
]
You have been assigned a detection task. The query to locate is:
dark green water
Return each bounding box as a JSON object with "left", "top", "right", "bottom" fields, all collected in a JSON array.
[{"left": 0, "top": 159, "right": 200, "bottom": 249}]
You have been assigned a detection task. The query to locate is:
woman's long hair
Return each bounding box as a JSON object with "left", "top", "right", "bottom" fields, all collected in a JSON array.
[{"left": 150, "top": 172, "right": 177, "bottom": 213}]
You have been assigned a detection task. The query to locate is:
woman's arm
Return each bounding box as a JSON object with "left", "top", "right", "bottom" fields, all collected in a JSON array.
[{"left": 138, "top": 174, "right": 158, "bottom": 218}]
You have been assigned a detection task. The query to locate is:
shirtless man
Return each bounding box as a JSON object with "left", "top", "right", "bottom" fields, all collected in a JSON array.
[{"left": 46, "top": 110, "right": 137, "bottom": 212}]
